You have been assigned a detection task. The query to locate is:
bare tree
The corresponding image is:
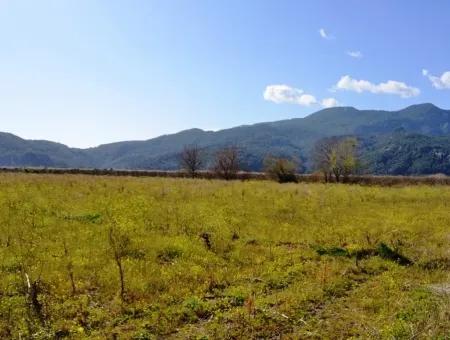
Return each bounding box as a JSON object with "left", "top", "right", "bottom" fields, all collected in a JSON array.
[
  {"left": 108, "top": 226, "right": 132, "bottom": 301},
  {"left": 312, "top": 137, "right": 359, "bottom": 182},
  {"left": 63, "top": 240, "right": 76, "bottom": 295},
  {"left": 212, "top": 146, "right": 240, "bottom": 180},
  {"left": 179, "top": 145, "right": 203, "bottom": 177},
  {"left": 264, "top": 156, "right": 299, "bottom": 183}
]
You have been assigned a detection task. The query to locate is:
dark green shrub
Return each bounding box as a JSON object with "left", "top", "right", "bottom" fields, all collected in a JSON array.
[{"left": 156, "top": 246, "right": 183, "bottom": 264}]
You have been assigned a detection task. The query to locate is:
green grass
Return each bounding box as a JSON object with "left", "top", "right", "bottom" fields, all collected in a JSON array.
[{"left": 0, "top": 174, "right": 448, "bottom": 339}]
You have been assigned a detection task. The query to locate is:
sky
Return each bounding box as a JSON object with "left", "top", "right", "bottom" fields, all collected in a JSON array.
[{"left": 0, "top": 0, "right": 449, "bottom": 148}]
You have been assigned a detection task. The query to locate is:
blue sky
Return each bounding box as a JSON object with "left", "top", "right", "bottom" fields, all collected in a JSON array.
[{"left": 0, "top": 0, "right": 449, "bottom": 147}]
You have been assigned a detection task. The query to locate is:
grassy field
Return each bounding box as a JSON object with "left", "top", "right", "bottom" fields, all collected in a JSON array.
[{"left": 0, "top": 174, "right": 448, "bottom": 339}]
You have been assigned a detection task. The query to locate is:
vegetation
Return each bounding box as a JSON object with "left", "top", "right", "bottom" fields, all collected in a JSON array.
[
  {"left": 312, "top": 137, "right": 359, "bottom": 182},
  {"left": 364, "top": 133, "right": 450, "bottom": 175},
  {"left": 0, "top": 173, "right": 448, "bottom": 338},
  {"left": 263, "top": 156, "right": 298, "bottom": 183},
  {"left": 179, "top": 145, "right": 204, "bottom": 177},
  {"left": 1, "top": 167, "right": 450, "bottom": 185},
  {"left": 212, "top": 146, "right": 240, "bottom": 180}
]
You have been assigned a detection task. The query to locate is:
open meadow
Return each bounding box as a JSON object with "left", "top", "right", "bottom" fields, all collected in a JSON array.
[{"left": 0, "top": 174, "right": 449, "bottom": 339}]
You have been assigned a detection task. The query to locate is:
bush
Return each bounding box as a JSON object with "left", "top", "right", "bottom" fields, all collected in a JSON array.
[
  {"left": 156, "top": 246, "right": 183, "bottom": 264},
  {"left": 263, "top": 156, "right": 298, "bottom": 183},
  {"left": 181, "top": 297, "right": 212, "bottom": 322}
]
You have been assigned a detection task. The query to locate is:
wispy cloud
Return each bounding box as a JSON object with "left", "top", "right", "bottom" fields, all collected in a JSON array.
[
  {"left": 264, "top": 84, "right": 317, "bottom": 106},
  {"left": 319, "top": 28, "right": 333, "bottom": 40},
  {"left": 334, "top": 75, "right": 420, "bottom": 98},
  {"left": 422, "top": 69, "right": 450, "bottom": 89},
  {"left": 347, "top": 51, "right": 363, "bottom": 59},
  {"left": 321, "top": 98, "right": 340, "bottom": 108}
]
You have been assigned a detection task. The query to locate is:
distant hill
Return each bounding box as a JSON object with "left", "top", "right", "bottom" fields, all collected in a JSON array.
[
  {"left": 0, "top": 132, "right": 92, "bottom": 168},
  {"left": 363, "top": 133, "right": 450, "bottom": 175},
  {"left": 1, "top": 103, "right": 450, "bottom": 175}
]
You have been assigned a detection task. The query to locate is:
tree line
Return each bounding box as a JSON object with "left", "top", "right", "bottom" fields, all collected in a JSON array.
[{"left": 179, "top": 136, "right": 360, "bottom": 183}]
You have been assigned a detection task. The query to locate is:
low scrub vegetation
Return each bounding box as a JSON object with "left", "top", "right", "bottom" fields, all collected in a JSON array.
[
  {"left": 0, "top": 174, "right": 449, "bottom": 338},
  {"left": 1, "top": 167, "right": 450, "bottom": 186},
  {"left": 263, "top": 156, "right": 299, "bottom": 183}
]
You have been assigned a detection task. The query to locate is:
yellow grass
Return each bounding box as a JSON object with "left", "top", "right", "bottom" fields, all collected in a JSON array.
[{"left": 0, "top": 174, "right": 448, "bottom": 338}]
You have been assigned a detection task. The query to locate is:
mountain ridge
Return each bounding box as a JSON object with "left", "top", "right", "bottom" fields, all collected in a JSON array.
[{"left": 1, "top": 103, "right": 449, "bottom": 174}]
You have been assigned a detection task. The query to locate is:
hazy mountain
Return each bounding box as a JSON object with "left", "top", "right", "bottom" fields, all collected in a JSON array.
[
  {"left": 1, "top": 103, "right": 449, "bottom": 174},
  {"left": 364, "top": 133, "right": 450, "bottom": 175},
  {"left": 0, "top": 132, "right": 92, "bottom": 168}
]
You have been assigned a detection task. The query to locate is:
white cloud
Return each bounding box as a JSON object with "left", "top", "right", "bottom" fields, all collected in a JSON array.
[
  {"left": 347, "top": 51, "right": 363, "bottom": 58},
  {"left": 297, "top": 94, "right": 317, "bottom": 106},
  {"left": 334, "top": 75, "right": 420, "bottom": 98},
  {"left": 264, "top": 84, "right": 317, "bottom": 106},
  {"left": 321, "top": 98, "right": 340, "bottom": 108},
  {"left": 319, "top": 28, "right": 333, "bottom": 40},
  {"left": 264, "top": 85, "right": 343, "bottom": 109},
  {"left": 422, "top": 69, "right": 450, "bottom": 89}
]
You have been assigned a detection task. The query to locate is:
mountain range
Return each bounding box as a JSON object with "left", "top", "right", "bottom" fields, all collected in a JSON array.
[{"left": 1, "top": 103, "right": 450, "bottom": 175}]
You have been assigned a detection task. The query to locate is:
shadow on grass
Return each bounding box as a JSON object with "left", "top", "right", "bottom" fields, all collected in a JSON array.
[{"left": 314, "top": 242, "right": 413, "bottom": 266}]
